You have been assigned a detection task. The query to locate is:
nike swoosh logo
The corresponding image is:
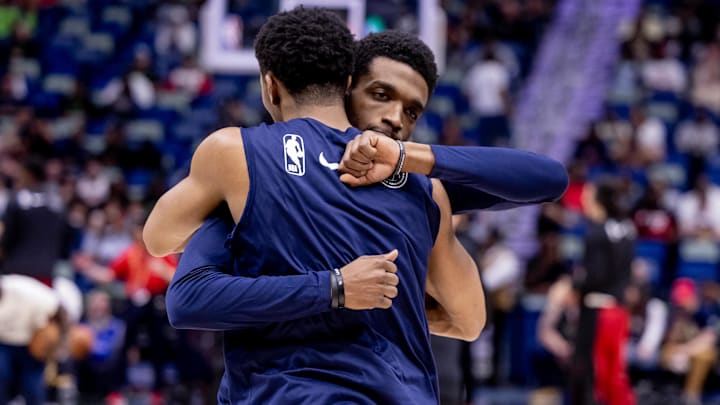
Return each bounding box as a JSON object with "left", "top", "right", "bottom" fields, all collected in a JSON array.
[{"left": 319, "top": 152, "right": 339, "bottom": 170}]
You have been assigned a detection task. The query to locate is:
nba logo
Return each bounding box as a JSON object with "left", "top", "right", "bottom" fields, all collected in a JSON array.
[{"left": 283, "top": 134, "right": 305, "bottom": 176}]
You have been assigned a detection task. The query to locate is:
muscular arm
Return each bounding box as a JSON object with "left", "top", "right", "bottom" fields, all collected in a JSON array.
[
  {"left": 165, "top": 212, "right": 333, "bottom": 330},
  {"left": 411, "top": 144, "right": 569, "bottom": 213},
  {"left": 339, "top": 132, "right": 568, "bottom": 213},
  {"left": 425, "top": 179, "right": 486, "bottom": 341},
  {"left": 143, "top": 127, "right": 248, "bottom": 256}
]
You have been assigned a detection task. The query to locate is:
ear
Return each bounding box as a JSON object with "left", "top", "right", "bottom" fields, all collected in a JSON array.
[
  {"left": 345, "top": 75, "right": 353, "bottom": 96},
  {"left": 265, "top": 72, "right": 281, "bottom": 105}
]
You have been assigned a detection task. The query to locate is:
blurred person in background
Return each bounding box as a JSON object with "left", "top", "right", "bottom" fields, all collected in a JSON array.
[
  {"left": 624, "top": 267, "right": 668, "bottom": 379},
  {"left": 75, "top": 157, "right": 112, "bottom": 209},
  {"left": 525, "top": 229, "right": 568, "bottom": 295},
  {"left": 462, "top": 44, "right": 512, "bottom": 146},
  {"left": 690, "top": 41, "right": 720, "bottom": 115},
  {"left": 675, "top": 174, "right": 720, "bottom": 240},
  {"left": 478, "top": 228, "right": 521, "bottom": 386},
  {"left": 640, "top": 41, "right": 687, "bottom": 95},
  {"left": 0, "top": 156, "right": 72, "bottom": 285},
  {"left": 76, "top": 289, "right": 126, "bottom": 404},
  {"left": 660, "top": 278, "right": 718, "bottom": 405},
  {"left": 76, "top": 218, "right": 176, "bottom": 399},
  {"left": 674, "top": 109, "right": 719, "bottom": 187},
  {"left": 595, "top": 107, "right": 634, "bottom": 165},
  {"left": 0, "top": 273, "right": 70, "bottom": 405},
  {"left": 571, "top": 177, "right": 637, "bottom": 405},
  {"left": 535, "top": 274, "right": 580, "bottom": 405},
  {"left": 630, "top": 105, "right": 667, "bottom": 166}
]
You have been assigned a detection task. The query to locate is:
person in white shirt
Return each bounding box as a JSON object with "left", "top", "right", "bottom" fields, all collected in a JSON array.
[
  {"left": 0, "top": 274, "right": 67, "bottom": 405},
  {"left": 462, "top": 46, "right": 511, "bottom": 145},
  {"left": 631, "top": 105, "right": 667, "bottom": 165},
  {"left": 675, "top": 174, "right": 720, "bottom": 239}
]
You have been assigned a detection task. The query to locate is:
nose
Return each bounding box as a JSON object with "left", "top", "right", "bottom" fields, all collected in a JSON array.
[{"left": 381, "top": 103, "right": 403, "bottom": 135}]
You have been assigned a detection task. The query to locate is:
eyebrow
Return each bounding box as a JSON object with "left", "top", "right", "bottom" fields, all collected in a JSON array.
[{"left": 371, "top": 80, "right": 426, "bottom": 112}]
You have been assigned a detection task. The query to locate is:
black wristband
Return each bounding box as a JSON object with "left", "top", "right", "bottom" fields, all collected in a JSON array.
[
  {"left": 333, "top": 268, "right": 344, "bottom": 309},
  {"left": 392, "top": 140, "right": 406, "bottom": 178},
  {"left": 330, "top": 269, "right": 339, "bottom": 309}
]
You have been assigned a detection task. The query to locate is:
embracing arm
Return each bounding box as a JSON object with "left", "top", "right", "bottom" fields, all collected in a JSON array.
[
  {"left": 419, "top": 144, "right": 568, "bottom": 212},
  {"left": 425, "top": 180, "right": 486, "bottom": 341},
  {"left": 338, "top": 132, "right": 568, "bottom": 213},
  {"left": 167, "top": 208, "right": 401, "bottom": 330},
  {"left": 143, "top": 127, "right": 248, "bottom": 257},
  {"left": 165, "top": 213, "right": 333, "bottom": 330}
]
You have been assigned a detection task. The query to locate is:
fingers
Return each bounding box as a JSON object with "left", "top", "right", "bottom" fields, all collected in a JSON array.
[
  {"left": 381, "top": 260, "right": 397, "bottom": 274},
  {"left": 383, "top": 285, "right": 398, "bottom": 299},
  {"left": 339, "top": 173, "right": 366, "bottom": 187},
  {"left": 385, "top": 272, "right": 399, "bottom": 286},
  {"left": 378, "top": 297, "right": 393, "bottom": 309},
  {"left": 339, "top": 135, "right": 376, "bottom": 177},
  {"left": 384, "top": 249, "right": 399, "bottom": 261}
]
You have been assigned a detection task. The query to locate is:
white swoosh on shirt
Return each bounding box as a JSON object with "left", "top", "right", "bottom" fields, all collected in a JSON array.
[{"left": 319, "top": 152, "right": 339, "bottom": 170}]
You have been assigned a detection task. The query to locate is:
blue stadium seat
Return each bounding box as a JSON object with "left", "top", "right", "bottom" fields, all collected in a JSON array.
[
  {"left": 634, "top": 240, "right": 668, "bottom": 286},
  {"left": 677, "top": 240, "right": 720, "bottom": 282}
]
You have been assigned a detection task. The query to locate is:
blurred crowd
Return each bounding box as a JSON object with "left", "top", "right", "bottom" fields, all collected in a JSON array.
[{"left": 1, "top": 0, "right": 720, "bottom": 404}]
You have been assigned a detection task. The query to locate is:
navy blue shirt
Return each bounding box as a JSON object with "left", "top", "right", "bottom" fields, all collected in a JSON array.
[
  {"left": 166, "top": 119, "right": 569, "bottom": 404},
  {"left": 168, "top": 118, "right": 442, "bottom": 404}
]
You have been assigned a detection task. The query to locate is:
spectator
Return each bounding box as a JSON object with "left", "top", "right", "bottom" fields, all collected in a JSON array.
[
  {"left": 97, "top": 48, "right": 157, "bottom": 113},
  {"left": 75, "top": 158, "right": 112, "bottom": 209},
  {"left": 674, "top": 109, "right": 719, "bottom": 186},
  {"left": 525, "top": 230, "right": 568, "bottom": 294},
  {"left": 660, "top": 278, "right": 718, "bottom": 405},
  {"left": 690, "top": 42, "right": 720, "bottom": 115},
  {"left": 631, "top": 105, "right": 667, "bottom": 165},
  {"left": 535, "top": 275, "right": 579, "bottom": 401},
  {"left": 76, "top": 289, "right": 126, "bottom": 403},
  {"left": 595, "top": 107, "right": 634, "bottom": 165},
  {"left": 675, "top": 174, "right": 720, "bottom": 239},
  {"left": 625, "top": 279, "right": 668, "bottom": 373},
  {"left": 641, "top": 41, "right": 687, "bottom": 95},
  {"left": 478, "top": 228, "right": 521, "bottom": 386},
  {"left": 168, "top": 55, "right": 212, "bottom": 99},
  {"left": 155, "top": 2, "right": 197, "bottom": 55},
  {"left": 77, "top": 219, "right": 176, "bottom": 396},
  {"left": 632, "top": 178, "right": 678, "bottom": 243},
  {"left": 462, "top": 45, "right": 511, "bottom": 145}
]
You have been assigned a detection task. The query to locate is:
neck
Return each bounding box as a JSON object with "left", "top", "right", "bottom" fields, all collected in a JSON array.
[{"left": 280, "top": 102, "right": 352, "bottom": 131}]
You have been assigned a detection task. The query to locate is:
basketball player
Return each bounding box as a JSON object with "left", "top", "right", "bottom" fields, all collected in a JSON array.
[
  {"left": 145, "top": 8, "right": 565, "bottom": 403},
  {"left": 144, "top": 8, "right": 482, "bottom": 403}
]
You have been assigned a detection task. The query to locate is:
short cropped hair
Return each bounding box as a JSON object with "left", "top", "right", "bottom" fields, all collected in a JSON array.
[
  {"left": 354, "top": 30, "right": 438, "bottom": 96},
  {"left": 254, "top": 7, "right": 355, "bottom": 104}
]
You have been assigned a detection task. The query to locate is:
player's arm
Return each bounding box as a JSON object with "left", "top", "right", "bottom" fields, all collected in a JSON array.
[
  {"left": 339, "top": 132, "right": 569, "bottom": 212},
  {"left": 143, "top": 127, "right": 248, "bottom": 256},
  {"left": 425, "top": 180, "right": 486, "bottom": 341},
  {"left": 167, "top": 209, "right": 400, "bottom": 331}
]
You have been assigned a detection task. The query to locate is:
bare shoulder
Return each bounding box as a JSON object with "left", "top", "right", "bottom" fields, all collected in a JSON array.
[
  {"left": 192, "top": 127, "right": 245, "bottom": 167},
  {"left": 197, "top": 127, "right": 244, "bottom": 152}
]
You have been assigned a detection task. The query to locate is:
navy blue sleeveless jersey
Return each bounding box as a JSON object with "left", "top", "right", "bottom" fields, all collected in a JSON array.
[{"left": 220, "top": 118, "right": 441, "bottom": 404}]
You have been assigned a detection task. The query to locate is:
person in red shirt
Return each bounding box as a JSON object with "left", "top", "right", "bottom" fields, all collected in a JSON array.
[{"left": 75, "top": 219, "right": 176, "bottom": 396}]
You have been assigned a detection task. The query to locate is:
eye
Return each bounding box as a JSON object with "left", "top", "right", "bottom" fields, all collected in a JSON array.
[
  {"left": 372, "top": 91, "right": 389, "bottom": 101},
  {"left": 406, "top": 109, "right": 418, "bottom": 121}
]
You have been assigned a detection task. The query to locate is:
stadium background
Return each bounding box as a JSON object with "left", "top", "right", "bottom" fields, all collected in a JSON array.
[{"left": 2, "top": 0, "right": 720, "bottom": 404}]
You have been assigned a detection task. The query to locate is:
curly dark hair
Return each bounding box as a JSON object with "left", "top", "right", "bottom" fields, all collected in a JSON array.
[
  {"left": 354, "top": 30, "right": 438, "bottom": 97},
  {"left": 254, "top": 7, "right": 355, "bottom": 104}
]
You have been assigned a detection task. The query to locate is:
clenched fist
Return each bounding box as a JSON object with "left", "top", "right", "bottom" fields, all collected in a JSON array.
[
  {"left": 340, "top": 249, "right": 400, "bottom": 309},
  {"left": 339, "top": 131, "right": 401, "bottom": 187}
]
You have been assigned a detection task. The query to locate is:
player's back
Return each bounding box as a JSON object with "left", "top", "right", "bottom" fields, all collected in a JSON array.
[{"left": 220, "top": 118, "right": 441, "bottom": 404}]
